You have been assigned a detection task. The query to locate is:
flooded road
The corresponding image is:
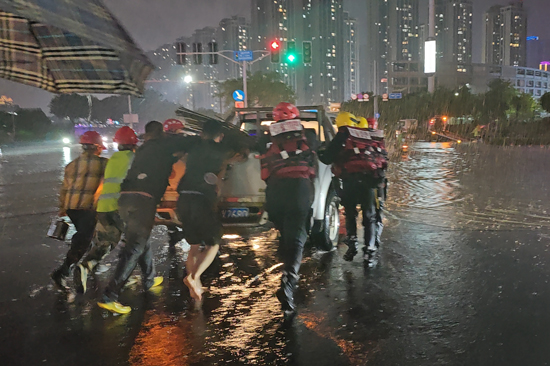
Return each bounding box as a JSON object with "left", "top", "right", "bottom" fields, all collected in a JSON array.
[{"left": 2, "top": 141, "right": 550, "bottom": 365}]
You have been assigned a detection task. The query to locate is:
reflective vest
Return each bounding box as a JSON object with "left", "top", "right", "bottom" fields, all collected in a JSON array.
[
  {"left": 97, "top": 150, "right": 134, "bottom": 213},
  {"left": 260, "top": 120, "right": 316, "bottom": 181},
  {"left": 332, "top": 126, "right": 387, "bottom": 178}
]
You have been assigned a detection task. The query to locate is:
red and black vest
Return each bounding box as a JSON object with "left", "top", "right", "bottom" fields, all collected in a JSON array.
[
  {"left": 260, "top": 120, "right": 316, "bottom": 181},
  {"left": 332, "top": 126, "right": 388, "bottom": 178}
]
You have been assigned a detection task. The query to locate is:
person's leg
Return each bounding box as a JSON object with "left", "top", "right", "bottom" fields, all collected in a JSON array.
[
  {"left": 185, "top": 244, "right": 219, "bottom": 300},
  {"left": 52, "top": 210, "right": 96, "bottom": 288},
  {"left": 341, "top": 179, "right": 359, "bottom": 261},
  {"left": 361, "top": 186, "right": 378, "bottom": 260},
  {"left": 101, "top": 195, "right": 155, "bottom": 305},
  {"left": 274, "top": 179, "right": 312, "bottom": 317},
  {"left": 82, "top": 212, "right": 124, "bottom": 270}
]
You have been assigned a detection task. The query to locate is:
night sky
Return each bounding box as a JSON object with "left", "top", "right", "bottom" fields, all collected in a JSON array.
[{"left": 1, "top": 0, "right": 547, "bottom": 111}]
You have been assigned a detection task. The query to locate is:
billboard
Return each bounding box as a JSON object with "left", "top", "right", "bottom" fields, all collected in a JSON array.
[{"left": 424, "top": 40, "right": 436, "bottom": 74}]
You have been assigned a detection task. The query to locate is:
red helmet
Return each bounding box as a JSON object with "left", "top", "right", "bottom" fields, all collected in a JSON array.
[
  {"left": 367, "top": 118, "right": 378, "bottom": 129},
  {"left": 163, "top": 118, "right": 185, "bottom": 133},
  {"left": 113, "top": 126, "right": 138, "bottom": 145},
  {"left": 79, "top": 131, "right": 106, "bottom": 149},
  {"left": 272, "top": 102, "right": 299, "bottom": 122}
]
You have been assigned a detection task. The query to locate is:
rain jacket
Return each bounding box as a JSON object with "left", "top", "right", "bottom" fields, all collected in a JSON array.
[
  {"left": 97, "top": 150, "right": 135, "bottom": 213},
  {"left": 59, "top": 152, "right": 107, "bottom": 211}
]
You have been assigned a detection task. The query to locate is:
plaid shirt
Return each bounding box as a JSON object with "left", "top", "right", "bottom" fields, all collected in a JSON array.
[{"left": 59, "top": 152, "right": 107, "bottom": 211}]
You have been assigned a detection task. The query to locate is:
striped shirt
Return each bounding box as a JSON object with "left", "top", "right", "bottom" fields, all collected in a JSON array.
[{"left": 59, "top": 152, "right": 107, "bottom": 211}]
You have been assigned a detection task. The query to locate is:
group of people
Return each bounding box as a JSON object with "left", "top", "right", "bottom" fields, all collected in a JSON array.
[{"left": 51, "top": 102, "right": 387, "bottom": 322}]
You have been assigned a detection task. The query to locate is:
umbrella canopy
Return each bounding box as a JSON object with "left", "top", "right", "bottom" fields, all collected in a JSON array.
[{"left": 0, "top": 0, "right": 154, "bottom": 96}]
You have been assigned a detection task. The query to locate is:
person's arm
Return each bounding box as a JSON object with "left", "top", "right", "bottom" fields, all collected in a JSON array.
[
  {"left": 167, "top": 134, "right": 201, "bottom": 155},
  {"left": 318, "top": 131, "right": 347, "bottom": 165},
  {"left": 58, "top": 164, "right": 71, "bottom": 216}
]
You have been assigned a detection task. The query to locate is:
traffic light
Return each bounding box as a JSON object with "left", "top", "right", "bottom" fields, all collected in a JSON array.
[
  {"left": 303, "top": 41, "right": 312, "bottom": 64},
  {"left": 208, "top": 42, "right": 218, "bottom": 64},
  {"left": 176, "top": 42, "right": 186, "bottom": 65},
  {"left": 286, "top": 41, "right": 297, "bottom": 64},
  {"left": 270, "top": 40, "right": 280, "bottom": 63},
  {"left": 192, "top": 43, "right": 202, "bottom": 65}
]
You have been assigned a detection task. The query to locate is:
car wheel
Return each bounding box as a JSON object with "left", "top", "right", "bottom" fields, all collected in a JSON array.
[{"left": 311, "top": 188, "right": 340, "bottom": 251}]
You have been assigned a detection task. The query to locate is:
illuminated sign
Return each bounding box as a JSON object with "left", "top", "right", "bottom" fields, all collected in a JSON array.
[
  {"left": 527, "top": 36, "right": 539, "bottom": 41},
  {"left": 425, "top": 40, "right": 436, "bottom": 74}
]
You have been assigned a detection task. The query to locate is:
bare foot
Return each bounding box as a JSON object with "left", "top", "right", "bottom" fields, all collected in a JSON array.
[{"left": 184, "top": 275, "right": 202, "bottom": 301}]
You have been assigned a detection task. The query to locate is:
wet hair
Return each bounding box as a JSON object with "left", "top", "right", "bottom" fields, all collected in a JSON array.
[
  {"left": 118, "top": 144, "right": 135, "bottom": 151},
  {"left": 81, "top": 144, "right": 98, "bottom": 151},
  {"left": 202, "top": 120, "right": 224, "bottom": 139},
  {"left": 145, "top": 121, "right": 163, "bottom": 138}
]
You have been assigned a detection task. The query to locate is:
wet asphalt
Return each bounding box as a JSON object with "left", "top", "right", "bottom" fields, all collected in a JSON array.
[{"left": 2, "top": 141, "right": 550, "bottom": 365}]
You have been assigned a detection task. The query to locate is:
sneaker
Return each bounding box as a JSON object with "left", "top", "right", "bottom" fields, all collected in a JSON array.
[
  {"left": 343, "top": 246, "right": 358, "bottom": 261},
  {"left": 73, "top": 264, "right": 88, "bottom": 294},
  {"left": 150, "top": 276, "right": 164, "bottom": 289},
  {"left": 363, "top": 246, "right": 377, "bottom": 262},
  {"left": 51, "top": 269, "right": 67, "bottom": 291},
  {"left": 97, "top": 301, "right": 131, "bottom": 314},
  {"left": 94, "top": 263, "right": 110, "bottom": 274}
]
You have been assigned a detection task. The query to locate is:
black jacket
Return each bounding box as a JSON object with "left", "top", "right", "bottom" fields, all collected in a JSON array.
[{"left": 121, "top": 135, "right": 200, "bottom": 203}]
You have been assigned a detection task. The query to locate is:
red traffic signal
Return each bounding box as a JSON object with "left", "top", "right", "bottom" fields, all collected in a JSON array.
[{"left": 270, "top": 40, "right": 280, "bottom": 51}]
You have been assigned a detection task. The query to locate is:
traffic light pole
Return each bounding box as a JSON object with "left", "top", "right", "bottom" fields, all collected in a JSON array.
[{"left": 176, "top": 50, "right": 270, "bottom": 109}]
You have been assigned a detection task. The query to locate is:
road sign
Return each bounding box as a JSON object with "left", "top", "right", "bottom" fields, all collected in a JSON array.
[
  {"left": 351, "top": 93, "right": 357, "bottom": 100},
  {"left": 234, "top": 50, "right": 253, "bottom": 61},
  {"left": 382, "top": 93, "right": 389, "bottom": 101},
  {"left": 389, "top": 93, "right": 402, "bottom": 99},
  {"left": 375, "top": 113, "right": 381, "bottom": 119},
  {"left": 235, "top": 101, "right": 245, "bottom": 108},
  {"left": 233, "top": 90, "right": 245, "bottom": 101}
]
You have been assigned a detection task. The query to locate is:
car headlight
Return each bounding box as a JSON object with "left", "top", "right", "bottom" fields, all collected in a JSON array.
[
  {"left": 102, "top": 136, "right": 108, "bottom": 142},
  {"left": 62, "top": 138, "right": 70, "bottom": 144}
]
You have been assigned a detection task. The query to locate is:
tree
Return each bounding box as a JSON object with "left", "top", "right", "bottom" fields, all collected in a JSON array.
[
  {"left": 540, "top": 92, "right": 550, "bottom": 113},
  {"left": 479, "top": 79, "right": 517, "bottom": 123},
  {"left": 49, "top": 93, "right": 89, "bottom": 121},
  {"left": 215, "top": 71, "right": 296, "bottom": 108}
]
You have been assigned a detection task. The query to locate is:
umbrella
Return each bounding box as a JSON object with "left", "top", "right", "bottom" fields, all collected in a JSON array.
[{"left": 0, "top": 0, "right": 153, "bottom": 96}]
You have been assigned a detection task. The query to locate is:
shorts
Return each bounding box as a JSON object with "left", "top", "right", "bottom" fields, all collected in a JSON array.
[{"left": 176, "top": 192, "right": 222, "bottom": 246}]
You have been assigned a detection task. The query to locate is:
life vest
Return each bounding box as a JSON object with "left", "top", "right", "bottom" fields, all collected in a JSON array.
[
  {"left": 332, "top": 126, "right": 387, "bottom": 178},
  {"left": 260, "top": 119, "right": 316, "bottom": 181},
  {"left": 97, "top": 150, "right": 134, "bottom": 213}
]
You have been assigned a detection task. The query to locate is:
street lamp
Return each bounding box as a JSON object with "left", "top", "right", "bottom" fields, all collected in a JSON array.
[{"left": 182, "top": 75, "right": 195, "bottom": 110}]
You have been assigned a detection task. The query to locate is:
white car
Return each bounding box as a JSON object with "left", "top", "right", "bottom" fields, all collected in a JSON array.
[{"left": 216, "top": 106, "right": 340, "bottom": 251}]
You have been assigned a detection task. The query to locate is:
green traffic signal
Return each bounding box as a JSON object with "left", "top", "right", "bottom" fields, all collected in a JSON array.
[{"left": 286, "top": 53, "right": 297, "bottom": 63}]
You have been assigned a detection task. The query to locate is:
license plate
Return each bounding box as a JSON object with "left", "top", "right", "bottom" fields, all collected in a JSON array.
[{"left": 221, "top": 208, "right": 249, "bottom": 218}]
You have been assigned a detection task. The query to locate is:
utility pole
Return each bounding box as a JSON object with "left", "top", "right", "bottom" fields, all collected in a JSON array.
[
  {"left": 428, "top": 0, "right": 436, "bottom": 93},
  {"left": 374, "top": 60, "right": 379, "bottom": 124},
  {"left": 242, "top": 61, "right": 248, "bottom": 108}
]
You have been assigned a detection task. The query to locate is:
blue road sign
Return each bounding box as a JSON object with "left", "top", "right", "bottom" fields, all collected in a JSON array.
[
  {"left": 375, "top": 113, "right": 381, "bottom": 119},
  {"left": 233, "top": 90, "right": 245, "bottom": 101},
  {"left": 234, "top": 50, "right": 253, "bottom": 61},
  {"left": 389, "top": 93, "right": 402, "bottom": 99}
]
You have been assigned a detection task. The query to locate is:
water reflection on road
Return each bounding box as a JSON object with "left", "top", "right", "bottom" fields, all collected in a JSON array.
[{"left": 3, "top": 141, "right": 550, "bottom": 365}]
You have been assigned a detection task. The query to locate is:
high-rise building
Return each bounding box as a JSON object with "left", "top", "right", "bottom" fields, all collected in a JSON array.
[
  {"left": 435, "top": 0, "right": 473, "bottom": 67},
  {"left": 500, "top": 2, "right": 527, "bottom": 67},
  {"left": 366, "top": 0, "right": 420, "bottom": 95},
  {"left": 482, "top": 5, "right": 502, "bottom": 65},
  {"left": 217, "top": 16, "right": 250, "bottom": 80},
  {"left": 343, "top": 12, "right": 359, "bottom": 99},
  {"left": 250, "top": 0, "right": 345, "bottom": 105},
  {"left": 482, "top": 2, "right": 527, "bottom": 67}
]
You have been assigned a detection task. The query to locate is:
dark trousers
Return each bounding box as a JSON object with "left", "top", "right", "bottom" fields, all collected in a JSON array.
[
  {"left": 341, "top": 176, "right": 377, "bottom": 248},
  {"left": 103, "top": 194, "right": 157, "bottom": 302},
  {"left": 59, "top": 209, "right": 97, "bottom": 276},
  {"left": 266, "top": 178, "right": 313, "bottom": 280},
  {"left": 82, "top": 211, "right": 124, "bottom": 270}
]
